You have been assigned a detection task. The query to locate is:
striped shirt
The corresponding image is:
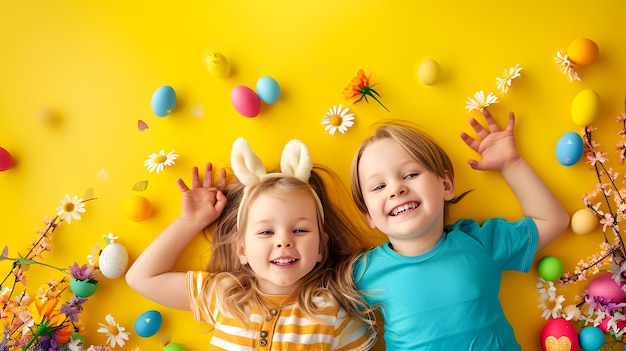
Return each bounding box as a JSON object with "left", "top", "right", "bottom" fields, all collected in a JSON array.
[{"left": 186, "top": 271, "right": 376, "bottom": 351}]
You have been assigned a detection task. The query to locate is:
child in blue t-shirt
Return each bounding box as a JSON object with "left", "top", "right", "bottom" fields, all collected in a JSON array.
[{"left": 350, "top": 109, "right": 570, "bottom": 350}]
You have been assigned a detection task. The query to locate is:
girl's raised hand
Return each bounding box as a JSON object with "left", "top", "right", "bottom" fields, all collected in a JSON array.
[
  {"left": 460, "top": 109, "right": 520, "bottom": 172},
  {"left": 176, "top": 162, "right": 227, "bottom": 226}
]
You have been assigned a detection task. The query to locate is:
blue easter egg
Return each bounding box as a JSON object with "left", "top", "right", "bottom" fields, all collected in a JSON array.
[
  {"left": 151, "top": 86, "right": 176, "bottom": 117},
  {"left": 134, "top": 310, "right": 162, "bottom": 337},
  {"left": 256, "top": 76, "right": 281, "bottom": 104},
  {"left": 579, "top": 326, "right": 605, "bottom": 351},
  {"left": 556, "top": 131, "right": 583, "bottom": 166}
]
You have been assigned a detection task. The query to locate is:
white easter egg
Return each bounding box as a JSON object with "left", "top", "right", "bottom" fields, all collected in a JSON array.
[{"left": 98, "top": 242, "right": 129, "bottom": 279}]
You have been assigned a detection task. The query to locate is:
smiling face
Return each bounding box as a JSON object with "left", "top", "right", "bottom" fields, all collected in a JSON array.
[
  {"left": 357, "top": 138, "right": 455, "bottom": 255},
  {"left": 237, "top": 188, "right": 323, "bottom": 295}
]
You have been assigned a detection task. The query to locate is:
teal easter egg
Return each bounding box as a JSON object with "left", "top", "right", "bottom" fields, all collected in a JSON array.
[
  {"left": 538, "top": 256, "right": 564, "bottom": 281},
  {"left": 151, "top": 85, "right": 176, "bottom": 117},
  {"left": 135, "top": 310, "right": 162, "bottom": 337},
  {"left": 163, "top": 343, "right": 187, "bottom": 351},
  {"left": 578, "top": 326, "right": 605, "bottom": 351},
  {"left": 556, "top": 132, "right": 583, "bottom": 166},
  {"left": 256, "top": 76, "right": 281, "bottom": 104}
]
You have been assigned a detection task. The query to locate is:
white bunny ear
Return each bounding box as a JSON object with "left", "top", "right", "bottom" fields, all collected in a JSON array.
[
  {"left": 280, "top": 139, "right": 312, "bottom": 182},
  {"left": 231, "top": 138, "right": 267, "bottom": 186}
]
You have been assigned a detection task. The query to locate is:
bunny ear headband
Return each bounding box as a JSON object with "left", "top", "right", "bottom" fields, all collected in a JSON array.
[{"left": 230, "top": 137, "right": 324, "bottom": 228}]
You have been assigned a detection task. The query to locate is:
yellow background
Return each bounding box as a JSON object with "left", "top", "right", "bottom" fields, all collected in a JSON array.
[{"left": 2, "top": 1, "right": 626, "bottom": 350}]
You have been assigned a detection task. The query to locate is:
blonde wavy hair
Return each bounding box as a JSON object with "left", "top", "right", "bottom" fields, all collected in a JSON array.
[{"left": 203, "top": 164, "right": 377, "bottom": 328}]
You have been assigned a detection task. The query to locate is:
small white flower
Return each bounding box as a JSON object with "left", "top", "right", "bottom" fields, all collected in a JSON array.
[
  {"left": 561, "top": 304, "right": 581, "bottom": 321},
  {"left": 56, "top": 194, "right": 86, "bottom": 224},
  {"left": 495, "top": 64, "right": 522, "bottom": 94},
  {"left": 87, "top": 243, "right": 101, "bottom": 267},
  {"left": 465, "top": 90, "right": 499, "bottom": 112},
  {"left": 103, "top": 233, "right": 119, "bottom": 244},
  {"left": 321, "top": 104, "right": 355, "bottom": 135},
  {"left": 144, "top": 150, "right": 179, "bottom": 174},
  {"left": 97, "top": 313, "right": 130, "bottom": 348},
  {"left": 67, "top": 337, "right": 84, "bottom": 351},
  {"left": 554, "top": 50, "right": 580, "bottom": 82}
]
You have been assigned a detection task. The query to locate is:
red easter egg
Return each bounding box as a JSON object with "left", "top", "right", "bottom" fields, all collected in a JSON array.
[
  {"left": 231, "top": 85, "right": 261, "bottom": 117},
  {"left": 587, "top": 273, "right": 626, "bottom": 303},
  {"left": 0, "top": 147, "right": 14, "bottom": 171},
  {"left": 599, "top": 315, "right": 626, "bottom": 332},
  {"left": 540, "top": 318, "right": 578, "bottom": 351}
]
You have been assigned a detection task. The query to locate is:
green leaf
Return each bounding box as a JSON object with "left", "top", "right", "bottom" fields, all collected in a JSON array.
[
  {"left": 1, "top": 246, "right": 8, "bottom": 259},
  {"left": 132, "top": 180, "right": 149, "bottom": 192},
  {"left": 84, "top": 188, "right": 95, "bottom": 200}
]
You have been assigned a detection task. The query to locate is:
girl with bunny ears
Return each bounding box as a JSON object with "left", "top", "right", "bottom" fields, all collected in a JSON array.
[{"left": 126, "top": 138, "right": 377, "bottom": 351}]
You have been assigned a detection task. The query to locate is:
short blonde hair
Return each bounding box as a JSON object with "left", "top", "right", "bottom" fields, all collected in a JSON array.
[{"left": 351, "top": 121, "right": 469, "bottom": 218}]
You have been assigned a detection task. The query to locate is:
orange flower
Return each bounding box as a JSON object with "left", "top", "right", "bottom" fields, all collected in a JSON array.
[{"left": 343, "top": 68, "right": 389, "bottom": 112}]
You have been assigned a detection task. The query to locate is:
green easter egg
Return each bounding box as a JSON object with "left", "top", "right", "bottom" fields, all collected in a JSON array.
[
  {"left": 538, "top": 256, "right": 564, "bottom": 281},
  {"left": 163, "top": 343, "right": 187, "bottom": 351}
]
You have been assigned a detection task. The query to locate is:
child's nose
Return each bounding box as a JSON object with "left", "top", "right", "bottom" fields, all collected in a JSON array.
[
  {"left": 275, "top": 234, "right": 293, "bottom": 248},
  {"left": 389, "top": 183, "right": 407, "bottom": 198}
]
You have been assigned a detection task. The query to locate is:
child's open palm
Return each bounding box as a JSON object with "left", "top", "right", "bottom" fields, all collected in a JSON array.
[
  {"left": 460, "top": 109, "right": 521, "bottom": 172},
  {"left": 176, "top": 162, "right": 227, "bottom": 227}
]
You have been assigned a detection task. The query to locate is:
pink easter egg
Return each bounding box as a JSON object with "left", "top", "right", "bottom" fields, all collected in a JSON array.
[
  {"left": 540, "top": 318, "right": 578, "bottom": 351},
  {"left": 587, "top": 273, "right": 626, "bottom": 303},
  {"left": 0, "top": 147, "right": 14, "bottom": 171},
  {"left": 231, "top": 85, "right": 261, "bottom": 117}
]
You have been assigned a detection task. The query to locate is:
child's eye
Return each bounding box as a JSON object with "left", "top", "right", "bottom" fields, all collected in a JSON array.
[
  {"left": 372, "top": 184, "right": 385, "bottom": 191},
  {"left": 404, "top": 173, "right": 419, "bottom": 180},
  {"left": 293, "top": 228, "right": 309, "bottom": 235},
  {"left": 257, "top": 230, "right": 273, "bottom": 236}
]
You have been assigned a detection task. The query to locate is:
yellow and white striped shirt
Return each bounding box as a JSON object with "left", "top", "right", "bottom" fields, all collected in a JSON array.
[{"left": 187, "top": 271, "right": 376, "bottom": 351}]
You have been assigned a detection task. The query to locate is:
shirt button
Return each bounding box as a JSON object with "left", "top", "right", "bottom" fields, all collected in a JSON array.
[
  {"left": 270, "top": 308, "right": 278, "bottom": 315},
  {"left": 260, "top": 331, "right": 268, "bottom": 338},
  {"left": 265, "top": 315, "right": 272, "bottom": 321},
  {"left": 260, "top": 339, "right": 267, "bottom": 346}
]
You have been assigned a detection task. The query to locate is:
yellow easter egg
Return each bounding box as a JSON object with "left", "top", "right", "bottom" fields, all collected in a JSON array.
[
  {"left": 570, "top": 208, "right": 598, "bottom": 235},
  {"left": 123, "top": 195, "right": 152, "bottom": 222},
  {"left": 418, "top": 58, "right": 441, "bottom": 86},
  {"left": 567, "top": 38, "right": 599, "bottom": 66},
  {"left": 571, "top": 89, "right": 600, "bottom": 127},
  {"left": 205, "top": 52, "right": 230, "bottom": 79}
]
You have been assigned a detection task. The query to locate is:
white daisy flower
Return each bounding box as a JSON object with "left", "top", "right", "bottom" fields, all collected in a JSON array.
[
  {"left": 321, "top": 104, "right": 355, "bottom": 135},
  {"left": 561, "top": 304, "right": 581, "bottom": 321},
  {"left": 56, "top": 194, "right": 86, "bottom": 224},
  {"left": 464, "top": 90, "right": 499, "bottom": 112},
  {"left": 97, "top": 313, "right": 130, "bottom": 348},
  {"left": 554, "top": 50, "right": 580, "bottom": 82},
  {"left": 495, "top": 64, "right": 522, "bottom": 94},
  {"left": 144, "top": 150, "right": 179, "bottom": 174}
]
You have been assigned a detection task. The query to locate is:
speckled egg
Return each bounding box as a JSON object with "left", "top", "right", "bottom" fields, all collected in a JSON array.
[
  {"left": 98, "top": 242, "right": 129, "bottom": 279},
  {"left": 205, "top": 52, "right": 230, "bottom": 79}
]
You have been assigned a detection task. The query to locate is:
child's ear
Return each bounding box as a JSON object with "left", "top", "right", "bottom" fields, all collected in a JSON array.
[
  {"left": 443, "top": 170, "right": 455, "bottom": 201},
  {"left": 365, "top": 213, "right": 377, "bottom": 229},
  {"left": 237, "top": 243, "right": 248, "bottom": 265}
]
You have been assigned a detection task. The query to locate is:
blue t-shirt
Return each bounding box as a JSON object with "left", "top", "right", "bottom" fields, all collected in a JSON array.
[{"left": 353, "top": 217, "right": 538, "bottom": 350}]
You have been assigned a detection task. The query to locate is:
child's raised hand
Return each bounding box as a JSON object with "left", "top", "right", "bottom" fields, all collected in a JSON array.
[
  {"left": 176, "top": 162, "right": 227, "bottom": 226},
  {"left": 460, "top": 109, "right": 521, "bottom": 171}
]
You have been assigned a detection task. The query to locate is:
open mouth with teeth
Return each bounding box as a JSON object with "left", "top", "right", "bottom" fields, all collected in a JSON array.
[
  {"left": 271, "top": 258, "right": 299, "bottom": 266},
  {"left": 390, "top": 202, "right": 420, "bottom": 216}
]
